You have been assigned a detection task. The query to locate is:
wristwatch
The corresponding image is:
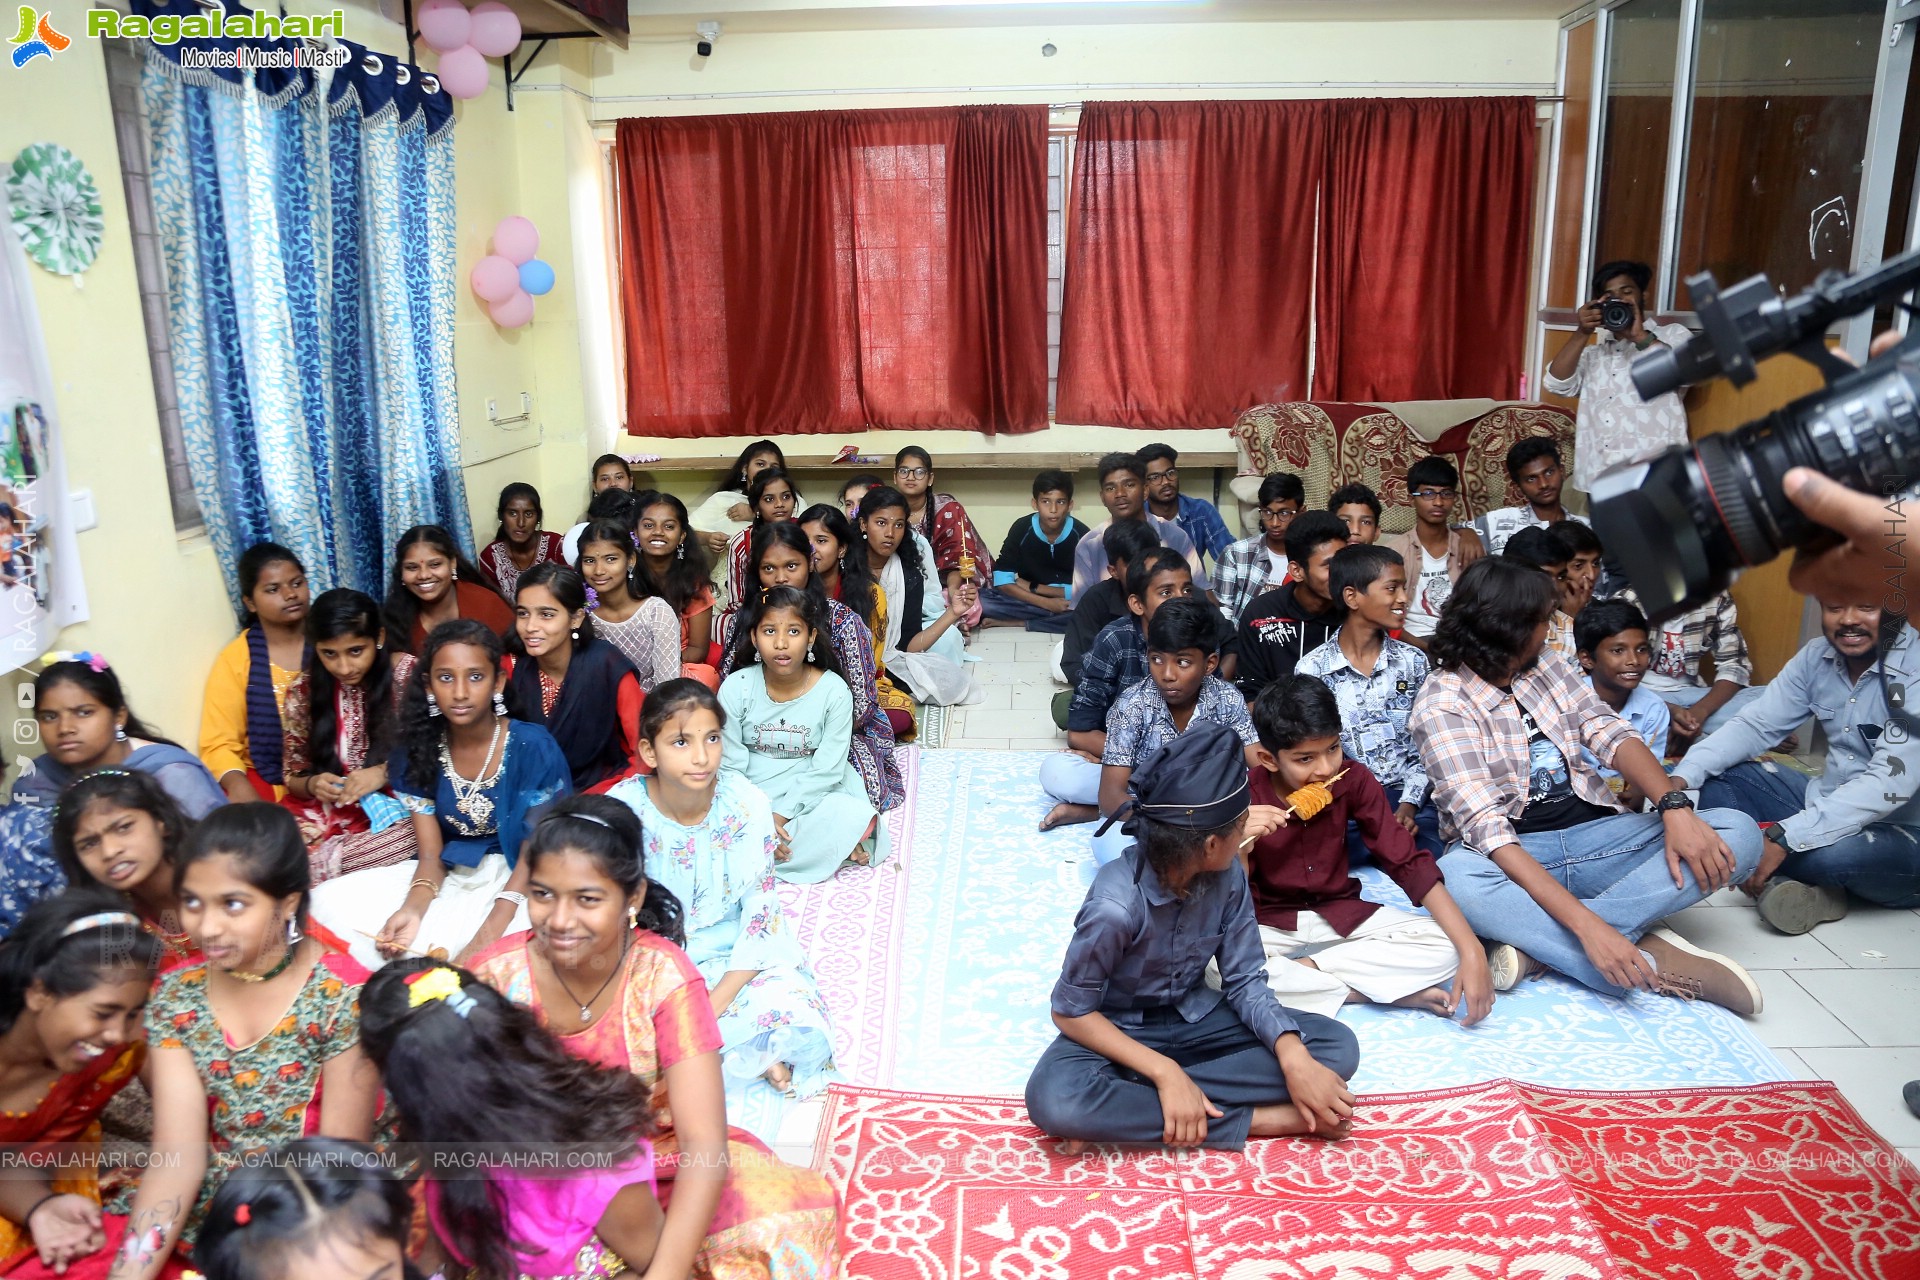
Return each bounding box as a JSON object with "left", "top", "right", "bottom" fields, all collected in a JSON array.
[
  {"left": 495, "top": 890, "right": 528, "bottom": 910},
  {"left": 1655, "top": 790, "right": 1695, "bottom": 813}
]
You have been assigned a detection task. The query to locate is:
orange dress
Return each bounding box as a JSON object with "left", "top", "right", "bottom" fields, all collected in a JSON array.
[{"left": 471, "top": 931, "right": 838, "bottom": 1279}]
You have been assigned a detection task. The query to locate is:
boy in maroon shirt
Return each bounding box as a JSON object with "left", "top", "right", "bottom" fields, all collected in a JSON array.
[{"left": 1245, "top": 675, "right": 1493, "bottom": 1022}]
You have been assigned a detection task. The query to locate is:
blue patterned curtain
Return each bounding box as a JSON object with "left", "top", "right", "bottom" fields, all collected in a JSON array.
[{"left": 135, "top": 0, "right": 471, "bottom": 605}]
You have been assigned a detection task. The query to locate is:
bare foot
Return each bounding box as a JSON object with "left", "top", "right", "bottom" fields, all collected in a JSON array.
[
  {"left": 1058, "top": 1138, "right": 1089, "bottom": 1156},
  {"left": 846, "top": 848, "right": 871, "bottom": 866},
  {"left": 1039, "top": 802, "right": 1099, "bottom": 832},
  {"left": 1247, "top": 1103, "right": 1351, "bottom": 1141},
  {"left": 765, "top": 1062, "right": 793, "bottom": 1093},
  {"left": 1388, "top": 986, "right": 1454, "bottom": 1016}
]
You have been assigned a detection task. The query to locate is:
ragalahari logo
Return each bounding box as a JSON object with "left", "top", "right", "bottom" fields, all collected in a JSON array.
[{"left": 10, "top": 6, "right": 70, "bottom": 66}]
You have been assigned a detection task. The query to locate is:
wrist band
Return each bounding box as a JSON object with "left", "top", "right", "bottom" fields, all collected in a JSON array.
[
  {"left": 495, "top": 890, "right": 527, "bottom": 910},
  {"left": 23, "top": 1191, "right": 60, "bottom": 1228}
]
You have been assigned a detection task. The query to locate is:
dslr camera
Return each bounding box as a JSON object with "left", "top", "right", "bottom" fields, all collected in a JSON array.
[
  {"left": 1590, "top": 249, "right": 1920, "bottom": 624},
  {"left": 1598, "top": 296, "right": 1637, "bottom": 333}
]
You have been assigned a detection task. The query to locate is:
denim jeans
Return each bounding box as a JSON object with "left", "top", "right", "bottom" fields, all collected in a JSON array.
[
  {"left": 1437, "top": 808, "right": 1763, "bottom": 996},
  {"left": 1346, "top": 787, "right": 1442, "bottom": 867},
  {"left": 1700, "top": 759, "right": 1920, "bottom": 908}
]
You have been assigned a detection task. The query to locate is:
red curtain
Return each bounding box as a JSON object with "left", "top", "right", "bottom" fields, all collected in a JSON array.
[
  {"left": 1312, "top": 96, "right": 1537, "bottom": 402},
  {"left": 1055, "top": 101, "right": 1325, "bottom": 429},
  {"left": 614, "top": 107, "right": 1049, "bottom": 438}
]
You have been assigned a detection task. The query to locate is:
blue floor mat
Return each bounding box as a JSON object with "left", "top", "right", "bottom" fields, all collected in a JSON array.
[{"left": 886, "top": 750, "right": 1790, "bottom": 1096}]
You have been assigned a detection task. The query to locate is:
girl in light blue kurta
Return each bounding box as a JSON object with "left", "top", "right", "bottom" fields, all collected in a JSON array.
[
  {"left": 717, "top": 586, "right": 881, "bottom": 884},
  {"left": 611, "top": 677, "right": 836, "bottom": 1107}
]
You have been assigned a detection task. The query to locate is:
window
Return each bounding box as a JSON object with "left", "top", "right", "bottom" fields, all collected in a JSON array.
[
  {"left": 1046, "top": 131, "right": 1073, "bottom": 420},
  {"left": 1594, "top": 0, "right": 1683, "bottom": 278},
  {"left": 103, "top": 39, "right": 202, "bottom": 534},
  {"left": 1676, "top": 0, "right": 1880, "bottom": 308}
]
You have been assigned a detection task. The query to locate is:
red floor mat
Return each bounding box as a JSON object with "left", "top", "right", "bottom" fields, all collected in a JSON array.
[{"left": 815, "top": 1080, "right": 1920, "bottom": 1280}]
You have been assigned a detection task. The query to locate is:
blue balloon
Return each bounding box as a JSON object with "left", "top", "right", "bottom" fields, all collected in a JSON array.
[{"left": 518, "top": 259, "right": 556, "bottom": 297}]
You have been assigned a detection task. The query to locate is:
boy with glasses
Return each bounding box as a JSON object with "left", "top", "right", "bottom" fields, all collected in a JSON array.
[
  {"left": 1214, "top": 473, "right": 1304, "bottom": 625},
  {"left": 1384, "top": 457, "right": 1484, "bottom": 651},
  {"left": 1139, "top": 443, "right": 1235, "bottom": 567}
]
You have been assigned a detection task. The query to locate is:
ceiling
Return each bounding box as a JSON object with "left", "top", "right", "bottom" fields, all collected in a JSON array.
[{"left": 625, "top": 0, "right": 1580, "bottom": 36}]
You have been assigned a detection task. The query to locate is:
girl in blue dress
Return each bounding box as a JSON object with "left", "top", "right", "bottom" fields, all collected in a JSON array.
[{"left": 308, "top": 620, "right": 572, "bottom": 968}]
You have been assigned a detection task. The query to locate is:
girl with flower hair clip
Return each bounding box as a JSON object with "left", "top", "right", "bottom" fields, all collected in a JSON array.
[{"left": 570, "top": 518, "right": 679, "bottom": 686}]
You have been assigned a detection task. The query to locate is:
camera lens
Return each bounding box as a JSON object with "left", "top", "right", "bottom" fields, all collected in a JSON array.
[
  {"left": 1599, "top": 298, "right": 1635, "bottom": 332},
  {"left": 1593, "top": 349, "right": 1920, "bottom": 621},
  {"left": 696, "top": 39, "right": 712, "bottom": 56}
]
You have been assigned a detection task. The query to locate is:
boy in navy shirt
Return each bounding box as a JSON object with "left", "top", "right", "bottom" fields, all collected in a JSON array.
[
  {"left": 1026, "top": 722, "right": 1360, "bottom": 1150},
  {"left": 983, "top": 469, "right": 1089, "bottom": 633}
]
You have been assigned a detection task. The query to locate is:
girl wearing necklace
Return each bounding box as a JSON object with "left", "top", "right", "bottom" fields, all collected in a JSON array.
[
  {"left": 307, "top": 621, "right": 572, "bottom": 970},
  {"left": 634, "top": 493, "right": 720, "bottom": 689},
  {"left": 507, "top": 563, "right": 644, "bottom": 793},
  {"left": 200, "top": 543, "right": 310, "bottom": 805},
  {"left": 568, "top": 520, "right": 680, "bottom": 692},
  {"left": 107, "top": 805, "right": 383, "bottom": 1280},
  {"left": 52, "top": 770, "right": 198, "bottom": 972},
  {"left": 470, "top": 794, "right": 839, "bottom": 1280},
  {"left": 0, "top": 891, "right": 162, "bottom": 1279}
]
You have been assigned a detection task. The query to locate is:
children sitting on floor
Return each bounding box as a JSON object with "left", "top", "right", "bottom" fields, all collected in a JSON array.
[
  {"left": 1576, "top": 598, "right": 1669, "bottom": 804},
  {"left": 983, "top": 469, "right": 1088, "bottom": 633},
  {"left": 1139, "top": 443, "right": 1235, "bottom": 567},
  {"left": 1328, "top": 483, "right": 1382, "bottom": 546},
  {"left": 1215, "top": 473, "right": 1303, "bottom": 626},
  {"left": 1086, "top": 598, "right": 1259, "bottom": 865},
  {"left": 1551, "top": 518, "right": 1606, "bottom": 616},
  {"left": 691, "top": 438, "right": 791, "bottom": 561},
  {"left": 1060, "top": 520, "right": 1160, "bottom": 686},
  {"left": 1244, "top": 675, "right": 1490, "bottom": 1023},
  {"left": 1617, "top": 584, "right": 1763, "bottom": 748},
  {"left": 1025, "top": 722, "right": 1359, "bottom": 1151},
  {"left": 1041, "top": 548, "right": 1193, "bottom": 831},
  {"left": 1386, "top": 456, "right": 1484, "bottom": 651},
  {"left": 634, "top": 492, "right": 720, "bottom": 688},
  {"left": 894, "top": 447, "right": 993, "bottom": 631},
  {"left": 1234, "top": 511, "right": 1348, "bottom": 699},
  {"left": 1072, "top": 453, "right": 1213, "bottom": 598},
  {"left": 202, "top": 542, "right": 310, "bottom": 803},
  {"left": 1295, "top": 544, "right": 1441, "bottom": 858},
  {"left": 725, "top": 467, "right": 800, "bottom": 611},
  {"left": 478, "top": 482, "right": 566, "bottom": 601},
  {"left": 859, "top": 486, "right": 983, "bottom": 707}
]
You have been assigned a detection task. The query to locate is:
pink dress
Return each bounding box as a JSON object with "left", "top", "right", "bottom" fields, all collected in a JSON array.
[{"left": 429, "top": 1144, "right": 658, "bottom": 1279}]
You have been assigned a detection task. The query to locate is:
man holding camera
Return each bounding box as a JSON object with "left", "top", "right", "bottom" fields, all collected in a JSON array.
[{"left": 1545, "top": 260, "right": 1694, "bottom": 493}]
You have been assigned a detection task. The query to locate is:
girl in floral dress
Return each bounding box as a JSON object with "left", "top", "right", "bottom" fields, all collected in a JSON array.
[
  {"left": 471, "top": 794, "right": 838, "bottom": 1280},
  {"left": 107, "top": 804, "right": 382, "bottom": 1280},
  {"left": 573, "top": 518, "right": 681, "bottom": 688}
]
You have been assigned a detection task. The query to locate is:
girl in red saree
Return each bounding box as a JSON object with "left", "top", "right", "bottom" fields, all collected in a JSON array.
[
  {"left": 471, "top": 796, "right": 838, "bottom": 1280},
  {"left": 0, "top": 889, "right": 175, "bottom": 1280}
]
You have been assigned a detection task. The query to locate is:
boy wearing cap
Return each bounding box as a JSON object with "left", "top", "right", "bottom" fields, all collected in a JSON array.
[{"left": 1026, "top": 722, "right": 1360, "bottom": 1151}]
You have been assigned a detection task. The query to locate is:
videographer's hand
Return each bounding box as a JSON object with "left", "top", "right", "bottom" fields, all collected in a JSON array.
[
  {"left": 1575, "top": 298, "right": 1605, "bottom": 335},
  {"left": 1783, "top": 331, "right": 1906, "bottom": 604}
]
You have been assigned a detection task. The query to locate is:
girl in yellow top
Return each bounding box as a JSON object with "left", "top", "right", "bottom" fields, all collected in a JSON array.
[{"left": 200, "top": 544, "right": 309, "bottom": 804}]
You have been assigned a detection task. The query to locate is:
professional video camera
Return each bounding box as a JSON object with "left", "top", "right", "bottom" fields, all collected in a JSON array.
[{"left": 1590, "top": 248, "right": 1920, "bottom": 624}]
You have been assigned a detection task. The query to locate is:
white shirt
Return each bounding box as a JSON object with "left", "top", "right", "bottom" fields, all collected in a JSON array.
[
  {"left": 1543, "top": 321, "right": 1693, "bottom": 491},
  {"left": 1473, "top": 507, "right": 1591, "bottom": 557},
  {"left": 1404, "top": 545, "right": 1450, "bottom": 639}
]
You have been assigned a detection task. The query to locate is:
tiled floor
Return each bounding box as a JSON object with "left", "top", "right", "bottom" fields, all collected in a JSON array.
[{"left": 945, "top": 624, "right": 1920, "bottom": 1166}]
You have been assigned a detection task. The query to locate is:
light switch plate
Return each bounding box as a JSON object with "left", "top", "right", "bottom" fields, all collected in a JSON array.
[{"left": 70, "top": 489, "right": 97, "bottom": 532}]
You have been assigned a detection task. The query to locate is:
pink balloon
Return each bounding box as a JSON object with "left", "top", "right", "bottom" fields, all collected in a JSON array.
[
  {"left": 436, "top": 45, "right": 489, "bottom": 99},
  {"left": 469, "top": 254, "right": 519, "bottom": 304},
  {"left": 415, "top": 0, "right": 471, "bottom": 54},
  {"left": 489, "top": 290, "right": 535, "bottom": 328},
  {"left": 492, "top": 216, "right": 539, "bottom": 265},
  {"left": 468, "top": 1, "right": 522, "bottom": 57}
]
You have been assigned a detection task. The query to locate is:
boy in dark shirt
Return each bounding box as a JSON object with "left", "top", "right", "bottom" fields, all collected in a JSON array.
[
  {"left": 984, "top": 469, "right": 1089, "bottom": 634},
  {"left": 1057, "top": 520, "right": 1161, "bottom": 707},
  {"left": 1245, "top": 676, "right": 1491, "bottom": 1023},
  {"left": 1026, "top": 722, "right": 1359, "bottom": 1150},
  {"left": 1235, "top": 511, "right": 1349, "bottom": 699}
]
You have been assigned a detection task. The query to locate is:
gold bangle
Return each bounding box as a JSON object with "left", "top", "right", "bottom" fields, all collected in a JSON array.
[{"left": 408, "top": 878, "right": 439, "bottom": 899}]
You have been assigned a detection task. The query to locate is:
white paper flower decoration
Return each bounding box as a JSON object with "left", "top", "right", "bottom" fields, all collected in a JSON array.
[{"left": 7, "top": 143, "right": 104, "bottom": 277}]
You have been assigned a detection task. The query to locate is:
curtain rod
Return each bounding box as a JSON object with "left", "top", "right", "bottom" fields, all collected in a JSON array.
[{"left": 1047, "top": 95, "right": 1565, "bottom": 108}]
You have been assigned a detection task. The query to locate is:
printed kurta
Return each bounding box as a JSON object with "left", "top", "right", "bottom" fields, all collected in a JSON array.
[{"left": 281, "top": 653, "right": 420, "bottom": 882}]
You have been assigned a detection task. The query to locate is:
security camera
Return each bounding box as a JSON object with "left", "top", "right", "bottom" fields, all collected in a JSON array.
[{"left": 695, "top": 21, "right": 720, "bottom": 57}]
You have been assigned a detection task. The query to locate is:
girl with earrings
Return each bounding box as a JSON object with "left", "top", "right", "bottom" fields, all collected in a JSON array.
[
  {"left": 690, "top": 438, "right": 792, "bottom": 561},
  {"left": 52, "top": 770, "right": 197, "bottom": 969},
  {"left": 477, "top": 482, "right": 565, "bottom": 601},
  {"left": 718, "top": 587, "right": 879, "bottom": 883},
  {"left": 800, "top": 503, "right": 916, "bottom": 741},
  {"left": 16, "top": 657, "right": 225, "bottom": 820},
  {"left": 201, "top": 543, "right": 311, "bottom": 804},
  {"left": 0, "top": 890, "right": 166, "bottom": 1278},
  {"left": 471, "top": 792, "right": 839, "bottom": 1279},
  {"left": 859, "top": 486, "right": 982, "bottom": 707},
  {"left": 719, "top": 522, "right": 905, "bottom": 815},
  {"left": 381, "top": 525, "right": 513, "bottom": 656},
  {"left": 635, "top": 493, "right": 720, "bottom": 689},
  {"left": 108, "top": 805, "right": 383, "bottom": 1280},
  {"left": 723, "top": 467, "right": 799, "bottom": 615},
  {"left": 280, "top": 590, "right": 418, "bottom": 884},
  {"left": 507, "top": 563, "right": 644, "bottom": 793},
  {"left": 570, "top": 518, "right": 680, "bottom": 689},
  {"left": 307, "top": 621, "right": 572, "bottom": 970}
]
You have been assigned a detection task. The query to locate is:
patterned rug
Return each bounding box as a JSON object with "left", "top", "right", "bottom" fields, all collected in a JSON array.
[
  {"left": 886, "top": 750, "right": 1789, "bottom": 1096},
  {"left": 915, "top": 701, "right": 951, "bottom": 749},
  {"left": 816, "top": 1081, "right": 1920, "bottom": 1280}
]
